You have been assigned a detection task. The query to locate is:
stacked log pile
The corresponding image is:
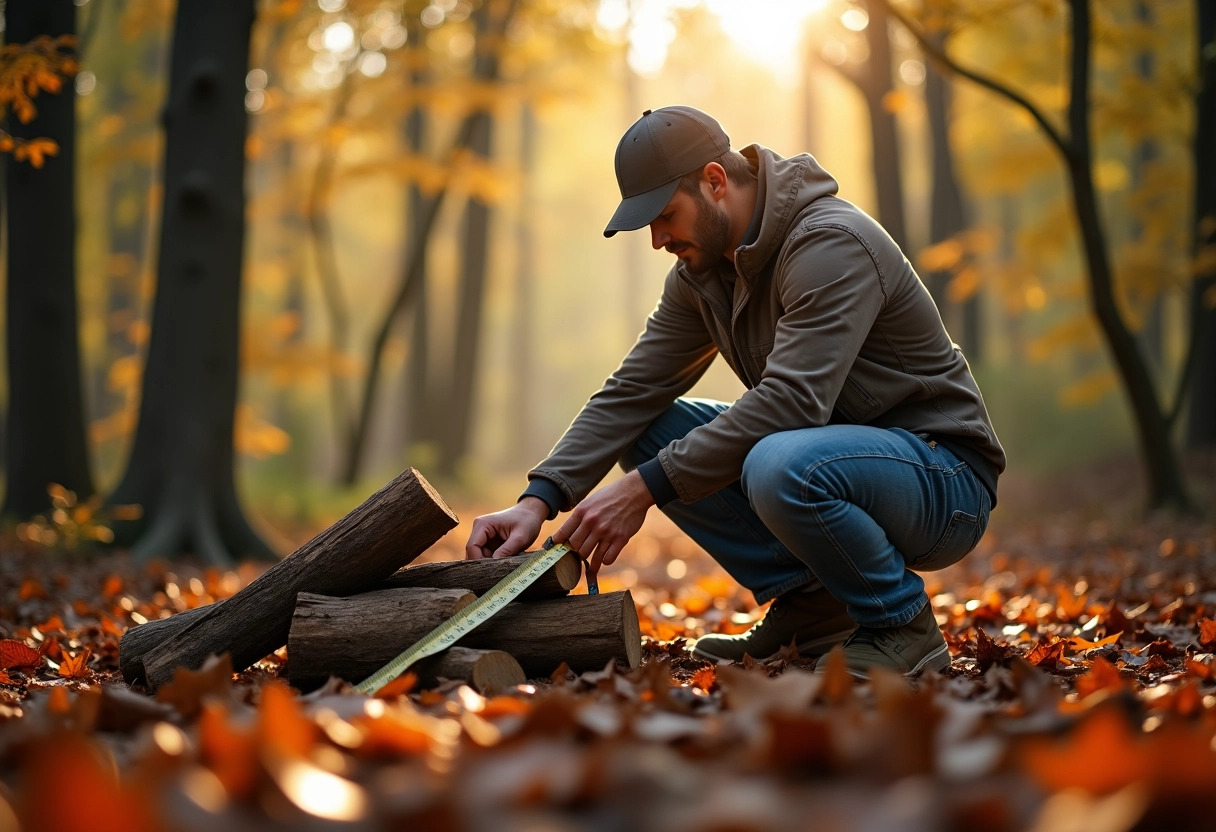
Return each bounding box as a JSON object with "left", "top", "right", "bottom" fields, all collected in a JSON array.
[{"left": 119, "top": 469, "right": 642, "bottom": 695}]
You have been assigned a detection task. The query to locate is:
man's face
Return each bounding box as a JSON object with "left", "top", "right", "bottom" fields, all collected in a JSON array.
[{"left": 648, "top": 183, "right": 731, "bottom": 273}]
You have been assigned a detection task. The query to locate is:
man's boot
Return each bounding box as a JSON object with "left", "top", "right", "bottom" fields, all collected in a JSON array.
[
  {"left": 837, "top": 601, "right": 951, "bottom": 679},
  {"left": 692, "top": 585, "right": 855, "bottom": 663}
]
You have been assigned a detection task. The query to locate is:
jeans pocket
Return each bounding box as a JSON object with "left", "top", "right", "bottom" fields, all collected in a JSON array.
[{"left": 912, "top": 509, "right": 982, "bottom": 571}]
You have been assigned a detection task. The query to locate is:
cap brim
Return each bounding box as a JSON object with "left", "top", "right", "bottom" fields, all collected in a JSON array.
[{"left": 603, "top": 178, "right": 681, "bottom": 238}]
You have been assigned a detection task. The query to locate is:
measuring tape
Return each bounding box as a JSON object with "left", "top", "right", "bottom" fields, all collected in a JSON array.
[{"left": 355, "top": 537, "right": 577, "bottom": 695}]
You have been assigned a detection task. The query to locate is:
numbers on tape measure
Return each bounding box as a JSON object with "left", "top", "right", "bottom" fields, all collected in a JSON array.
[{"left": 354, "top": 542, "right": 573, "bottom": 695}]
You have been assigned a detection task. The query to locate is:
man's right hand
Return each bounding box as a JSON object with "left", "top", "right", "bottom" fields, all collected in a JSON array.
[{"left": 465, "top": 497, "right": 549, "bottom": 560}]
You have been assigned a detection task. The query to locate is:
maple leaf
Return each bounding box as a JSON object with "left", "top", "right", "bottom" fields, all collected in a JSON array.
[
  {"left": 1025, "top": 636, "right": 1068, "bottom": 670},
  {"left": 975, "top": 627, "right": 1015, "bottom": 671},
  {"left": 1069, "top": 631, "right": 1122, "bottom": 652},
  {"left": 58, "top": 646, "right": 91, "bottom": 680},
  {"left": 0, "top": 638, "right": 47, "bottom": 671}
]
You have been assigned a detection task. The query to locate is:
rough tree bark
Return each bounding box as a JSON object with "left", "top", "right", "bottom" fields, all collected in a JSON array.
[
  {"left": 106, "top": 0, "right": 273, "bottom": 560},
  {"left": 2, "top": 0, "right": 93, "bottom": 519}
]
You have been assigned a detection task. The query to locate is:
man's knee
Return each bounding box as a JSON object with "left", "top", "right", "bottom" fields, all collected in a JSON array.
[{"left": 741, "top": 433, "right": 803, "bottom": 512}]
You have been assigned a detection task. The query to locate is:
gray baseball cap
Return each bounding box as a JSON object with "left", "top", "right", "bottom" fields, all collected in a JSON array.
[{"left": 603, "top": 106, "right": 730, "bottom": 238}]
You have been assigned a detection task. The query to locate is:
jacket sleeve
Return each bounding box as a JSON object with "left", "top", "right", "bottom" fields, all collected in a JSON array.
[
  {"left": 657, "top": 225, "right": 888, "bottom": 502},
  {"left": 527, "top": 267, "right": 718, "bottom": 510}
]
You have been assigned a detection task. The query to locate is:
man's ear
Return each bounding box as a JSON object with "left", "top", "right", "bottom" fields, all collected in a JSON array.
[{"left": 703, "top": 161, "right": 728, "bottom": 200}]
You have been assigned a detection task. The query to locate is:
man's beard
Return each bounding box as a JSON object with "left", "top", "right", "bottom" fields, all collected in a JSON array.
[{"left": 667, "top": 187, "right": 731, "bottom": 273}]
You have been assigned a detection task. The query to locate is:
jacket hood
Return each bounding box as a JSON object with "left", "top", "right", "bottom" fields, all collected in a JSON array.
[{"left": 735, "top": 144, "right": 839, "bottom": 280}]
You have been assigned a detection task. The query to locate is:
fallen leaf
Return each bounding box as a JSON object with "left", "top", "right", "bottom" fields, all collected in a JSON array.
[
  {"left": 976, "top": 627, "right": 1015, "bottom": 671},
  {"left": 1075, "top": 657, "right": 1126, "bottom": 699},
  {"left": 690, "top": 665, "right": 717, "bottom": 692},
  {"left": 374, "top": 672, "right": 417, "bottom": 699},
  {"left": 0, "top": 639, "right": 46, "bottom": 671},
  {"left": 1070, "top": 631, "right": 1122, "bottom": 651},
  {"left": 155, "top": 654, "right": 234, "bottom": 719},
  {"left": 1197, "top": 617, "right": 1216, "bottom": 650},
  {"left": 58, "top": 647, "right": 91, "bottom": 680}
]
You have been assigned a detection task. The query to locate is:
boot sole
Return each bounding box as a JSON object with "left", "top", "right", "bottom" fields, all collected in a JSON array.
[
  {"left": 845, "top": 642, "right": 952, "bottom": 680},
  {"left": 691, "top": 627, "right": 856, "bottom": 664}
]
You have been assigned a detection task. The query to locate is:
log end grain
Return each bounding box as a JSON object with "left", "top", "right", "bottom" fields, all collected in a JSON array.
[
  {"left": 620, "top": 589, "right": 641, "bottom": 670},
  {"left": 414, "top": 646, "right": 525, "bottom": 694}
]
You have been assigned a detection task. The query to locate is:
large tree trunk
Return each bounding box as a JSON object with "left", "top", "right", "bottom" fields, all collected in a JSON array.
[
  {"left": 124, "top": 468, "right": 458, "bottom": 690},
  {"left": 106, "top": 0, "right": 270, "bottom": 561},
  {"left": 1062, "top": 0, "right": 1190, "bottom": 509},
  {"left": 2, "top": 0, "right": 93, "bottom": 519},
  {"left": 860, "top": 0, "right": 908, "bottom": 252},
  {"left": 1187, "top": 0, "right": 1216, "bottom": 449},
  {"left": 289, "top": 589, "right": 641, "bottom": 683},
  {"left": 434, "top": 0, "right": 512, "bottom": 478},
  {"left": 924, "top": 32, "right": 978, "bottom": 359}
]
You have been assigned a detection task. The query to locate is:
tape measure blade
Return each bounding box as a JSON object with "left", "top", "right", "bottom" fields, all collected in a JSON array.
[{"left": 354, "top": 543, "right": 571, "bottom": 695}]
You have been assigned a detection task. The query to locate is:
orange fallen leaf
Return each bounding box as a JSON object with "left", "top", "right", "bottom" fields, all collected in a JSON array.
[
  {"left": 1197, "top": 618, "right": 1216, "bottom": 650},
  {"left": 1026, "top": 636, "right": 1068, "bottom": 669},
  {"left": 0, "top": 638, "right": 46, "bottom": 671},
  {"left": 198, "top": 700, "right": 260, "bottom": 800},
  {"left": 374, "top": 672, "right": 417, "bottom": 699},
  {"left": 1070, "top": 631, "right": 1122, "bottom": 651},
  {"left": 58, "top": 647, "right": 92, "bottom": 680},
  {"left": 19, "top": 578, "right": 47, "bottom": 601},
  {"left": 258, "top": 679, "right": 317, "bottom": 758},
  {"left": 102, "top": 574, "right": 124, "bottom": 597},
  {"left": 1185, "top": 657, "right": 1214, "bottom": 680},
  {"left": 156, "top": 653, "right": 234, "bottom": 719},
  {"left": 1056, "top": 588, "right": 1088, "bottom": 621},
  {"left": 1075, "top": 657, "right": 1126, "bottom": 699},
  {"left": 690, "top": 665, "right": 717, "bottom": 692},
  {"left": 1016, "top": 703, "right": 1145, "bottom": 794}
]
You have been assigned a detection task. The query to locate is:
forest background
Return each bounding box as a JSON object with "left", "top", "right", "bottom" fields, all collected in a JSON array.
[{"left": 0, "top": 0, "right": 1213, "bottom": 559}]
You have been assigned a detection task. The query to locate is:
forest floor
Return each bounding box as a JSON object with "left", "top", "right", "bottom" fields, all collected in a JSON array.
[{"left": 0, "top": 456, "right": 1214, "bottom": 832}]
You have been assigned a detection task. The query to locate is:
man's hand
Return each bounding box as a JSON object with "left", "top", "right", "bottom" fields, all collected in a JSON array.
[
  {"left": 551, "top": 470, "right": 655, "bottom": 578},
  {"left": 465, "top": 497, "right": 549, "bottom": 560}
]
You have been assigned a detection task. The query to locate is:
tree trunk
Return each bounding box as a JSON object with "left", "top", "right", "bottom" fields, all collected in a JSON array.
[
  {"left": 288, "top": 587, "right": 475, "bottom": 690},
  {"left": 510, "top": 102, "right": 540, "bottom": 467},
  {"left": 861, "top": 0, "right": 908, "bottom": 252},
  {"left": 124, "top": 468, "right": 458, "bottom": 689},
  {"left": 2, "top": 0, "right": 93, "bottom": 519},
  {"left": 105, "top": 0, "right": 271, "bottom": 561},
  {"left": 1063, "top": 0, "right": 1191, "bottom": 509},
  {"left": 288, "top": 589, "right": 640, "bottom": 683},
  {"left": 1187, "top": 0, "right": 1216, "bottom": 449},
  {"left": 435, "top": 0, "right": 511, "bottom": 478},
  {"left": 924, "top": 32, "right": 978, "bottom": 359},
  {"left": 382, "top": 549, "right": 582, "bottom": 599}
]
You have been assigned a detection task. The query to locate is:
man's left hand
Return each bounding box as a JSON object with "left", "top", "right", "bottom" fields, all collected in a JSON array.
[{"left": 551, "top": 469, "right": 655, "bottom": 578}]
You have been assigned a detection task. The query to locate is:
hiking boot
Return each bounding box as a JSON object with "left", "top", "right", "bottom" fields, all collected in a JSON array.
[
  {"left": 692, "top": 585, "right": 855, "bottom": 663},
  {"left": 838, "top": 601, "right": 950, "bottom": 679}
]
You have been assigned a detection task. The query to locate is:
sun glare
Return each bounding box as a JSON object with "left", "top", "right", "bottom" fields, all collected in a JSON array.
[
  {"left": 602, "top": 0, "right": 830, "bottom": 80},
  {"left": 707, "top": 0, "right": 829, "bottom": 79}
]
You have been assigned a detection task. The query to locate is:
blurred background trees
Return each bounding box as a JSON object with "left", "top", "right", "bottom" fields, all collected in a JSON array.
[{"left": 0, "top": 0, "right": 1210, "bottom": 558}]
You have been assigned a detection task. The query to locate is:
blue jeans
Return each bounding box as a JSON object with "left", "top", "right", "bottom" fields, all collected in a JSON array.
[{"left": 620, "top": 398, "right": 992, "bottom": 627}]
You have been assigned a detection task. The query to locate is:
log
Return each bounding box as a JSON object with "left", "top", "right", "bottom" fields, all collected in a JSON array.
[
  {"left": 129, "top": 469, "right": 458, "bottom": 690},
  {"left": 287, "top": 589, "right": 640, "bottom": 683},
  {"left": 413, "top": 647, "right": 525, "bottom": 694},
  {"left": 456, "top": 591, "right": 640, "bottom": 677},
  {"left": 381, "top": 550, "right": 582, "bottom": 599},
  {"left": 118, "top": 548, "right": 577, "bottom": 684},
  {"left": 287, "top": 587, "right": 475, "bottom": 690}
]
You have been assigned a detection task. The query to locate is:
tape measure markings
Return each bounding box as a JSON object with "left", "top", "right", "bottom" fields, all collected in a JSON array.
[{"left": 354, "top": 540, "right": 573, "bottom": 695}]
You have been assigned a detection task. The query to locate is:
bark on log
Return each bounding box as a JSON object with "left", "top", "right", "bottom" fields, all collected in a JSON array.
[
  {"left": 413, "top": 646, "right": 525, "bottom": 693},
  {"left": 118, "top": 547, "right": 577, "bottom": 683},
  {"left": 456, "top": 591, "right": 640, "bottom": 677},
  {"left": 381, "top": 550, "right": 581, "bottom": 599},
  {"left": 128, "top": 469, "right": 458, "bottom": 690},
  {"left": 287, "top": 587, "right": 475, "bottom": 690},
  {"left": 287, "top": 589, "right": 640, "bottom": 684}
]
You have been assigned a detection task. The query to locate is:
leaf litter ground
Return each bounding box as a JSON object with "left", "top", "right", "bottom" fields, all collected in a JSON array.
[{"left": 0, "top": 464, "right": 1214, "bottom": 832}]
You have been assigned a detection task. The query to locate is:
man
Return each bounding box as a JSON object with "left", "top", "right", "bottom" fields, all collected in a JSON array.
[{"left": 466, "top": 106, "right": 1003, "bottom": 678}]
